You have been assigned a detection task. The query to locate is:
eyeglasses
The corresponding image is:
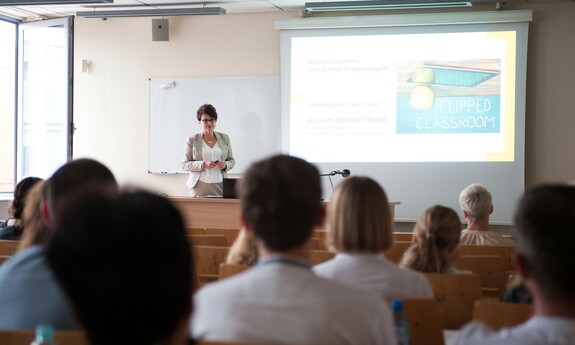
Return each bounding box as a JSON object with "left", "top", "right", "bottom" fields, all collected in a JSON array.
[{"left": 200, "top": 119, "right": 215, "bottom": 123}]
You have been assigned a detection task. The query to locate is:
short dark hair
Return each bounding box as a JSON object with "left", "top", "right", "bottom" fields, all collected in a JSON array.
[
  {"left": 238, "top": 155, "right": 321, "bottom": 251},
  {"left": 514, "top": 185, "right": 575, "bottom": 299},
  {"left": 46, "top": 158, "right": 118, "bottom": 226},
  {"left": 11, "top": 176, "right": 43, "bottom": 219},
  {"left": 46, "top": 190, "right": 193, "bottom": 345},
  {"left": 196, "top": 103, "right": 218, "bottom": 121}
]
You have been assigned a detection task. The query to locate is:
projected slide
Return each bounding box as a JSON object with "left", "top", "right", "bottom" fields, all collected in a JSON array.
[{"left": 289, "top": 31, "right": 516, "bottom": 162}]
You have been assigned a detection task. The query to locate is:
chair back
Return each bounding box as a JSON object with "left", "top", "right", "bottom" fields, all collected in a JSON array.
[
  {"left": 204, "top": 228, "right": 241, "bottom": 245},
  {"left": 384, "top": 241, "right": 412, "bottom": 264},
  {"left": 424, "top": 273, "right": 483, "bottom": 329},
  {"left": 189, "top": 235, "right": 229, "bottom": 246},
  {"left": 193, "top": 245, "right": 230, "bottom": 285},
  {"left": 459, "top": 245, "right": 516, "bottom": 272},
  {"left": 0, "top": 329, "right": 88, "bottom": 345},
  {"left": 0, "top": 240, "right": 20, "bottom": 256},
  {"left": 473, "top": 299, "right": 533, "bottom": 329},
  {"left": 309, "top": 250, "right": 336, "bottom": 265},
  {"left": 401, "top": 298, "right": 445, "bottom": 345},
  {"left": 456, "top": 255, "right": 507, "bottom": 299},
  {"left": 186, "top": 227, "right": 206, "bottom": 235},
  {"left": 0, "top": 255, "right": 10, "bottom": 265},
  {"left": 218, "top": 263, "right": 250, "bottom": 280},
  {"left": 393, "top": 232, "right": 413, "bottom": 242}
]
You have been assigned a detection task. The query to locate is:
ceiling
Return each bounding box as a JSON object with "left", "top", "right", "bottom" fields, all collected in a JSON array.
[
  {"left": 0, "top": 0, "right": 566, "bottom": 23},
  {"left": 1, "top": 1, "right": 303, "bottom": 21}
]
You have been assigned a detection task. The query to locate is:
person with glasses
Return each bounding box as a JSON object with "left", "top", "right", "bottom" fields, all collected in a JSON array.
[{"left": 182, "top": 103, "right": 235, "bottom": 197}]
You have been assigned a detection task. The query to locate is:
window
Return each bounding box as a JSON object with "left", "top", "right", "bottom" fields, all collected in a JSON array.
[
  {"left": 0, "top": 19, "right": 16, "bottom": 193},
  {"left": 0, "top": 17, "right": 72, "bottom": 194}
]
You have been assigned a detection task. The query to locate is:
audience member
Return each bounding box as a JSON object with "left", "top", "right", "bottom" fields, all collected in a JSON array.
[
  {"left": 458, "top": 183, "right": 514, "bottom": 245},
  {"left": 225, "top": 228, "right": 258, "bottom": 266},
  {"left": 192, "top": 155, "right": 396, "bottom": 345},
  {"left": 46, "top": 190, "right": 193, "bottom": 345},
  {"left": 455, "top": 185, "right": 575, "bottom": 344},
  {"left": 313, "top": 176, "right": 433, "bottom": 298},
  {"left": 400, "top": 205, "right": 467, "bottom": 274},
  {"left": 0, "top": 158, "right": 118, "bottom": 330},
  {"left": 0, "top": 177, "right": 43, "bottom": 240},
  {"left": 16, "top": 181, "right": 48, "bottom": 251}
]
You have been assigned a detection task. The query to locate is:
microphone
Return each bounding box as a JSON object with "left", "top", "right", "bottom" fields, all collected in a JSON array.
[{"left": 329, "top": 169, "right": 351, "bottom": 178}]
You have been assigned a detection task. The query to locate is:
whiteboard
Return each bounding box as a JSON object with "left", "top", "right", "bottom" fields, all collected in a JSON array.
[{"left": 148, "top": 76, "right": 281, "bottom": 174}]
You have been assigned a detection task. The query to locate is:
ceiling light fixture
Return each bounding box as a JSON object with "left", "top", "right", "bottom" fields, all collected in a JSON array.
[
  {"left": 77, "top": 7, "right": 226, "bottom": 18},
  {"left": 0, "top": 0, "right": 112, "bottom": 5},
  {"left": 305, "top": 0, "right": 472, "bottom": 12}
]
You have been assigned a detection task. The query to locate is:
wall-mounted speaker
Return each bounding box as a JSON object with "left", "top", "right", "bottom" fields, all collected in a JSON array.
[{"left": 152, "top": 19, "right": 169, "bottom": 42}]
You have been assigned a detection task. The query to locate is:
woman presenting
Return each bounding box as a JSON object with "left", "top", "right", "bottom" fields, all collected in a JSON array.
[{"left": 182, "top": 104, "right": 235, "bottom": 197}]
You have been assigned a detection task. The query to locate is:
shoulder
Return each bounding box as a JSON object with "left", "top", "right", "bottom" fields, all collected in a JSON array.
[
  {"left": 0, "top": 246, "right": 49, "bottom": 278},
  {"left": 455, "top": 321, "right": 500, "bottom": 345},
  {"left": 0, "top": 225, "right": 22, "bottom": 240},
  {"left": 215, "top": 132, "right": 230, "bottom": 141}
]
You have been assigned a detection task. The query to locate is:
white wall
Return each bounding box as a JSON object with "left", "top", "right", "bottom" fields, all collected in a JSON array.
[
  {"left": 73, "top": 3, "right": 575, "bottom": 207},
  {"left": 73, "top": 12, "right": 289, "bottom": 195},
  {"left": 0, "top": 200, "right": 8, "bottom": 220}
]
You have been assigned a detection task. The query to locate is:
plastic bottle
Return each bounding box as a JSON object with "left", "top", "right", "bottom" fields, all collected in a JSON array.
[
  {"left": 391, "top": 299, "right": 410, "bottom": 345},
  {"left": 30, "top": 325, "right": 57, "bottom": 345}
]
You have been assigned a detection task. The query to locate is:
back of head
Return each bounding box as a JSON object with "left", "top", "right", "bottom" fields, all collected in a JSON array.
[
  {"left": 459, "top": 183, "right": 492, "bottom": 221},
  {"left": 10, "top": 176, "right": 43, "bottom": 219},
  {"left": 238, "top": 155, "right": 321, "bottom": 252},
  {"left": 46, "top": 158, "right": 118, "bottom": 227},
  {"left": 401, "top": 205, "right": 462, "bottom": 273},
  {"left": 327, "top": 176, "right": 393, "bottom": 253},
  {"left": 46, "top": 190, "right": 192, "bottom": 345},
  {"left": 18, "top": 180, "right": 49, "bottom": 250},
  {"left": 514, "top": 185, "right": 575, "bottom": 300}
]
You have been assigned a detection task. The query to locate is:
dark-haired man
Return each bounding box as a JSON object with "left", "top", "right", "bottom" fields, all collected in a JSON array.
[{"left": 192, "top": 155, "right": 396, "bottom": 345}]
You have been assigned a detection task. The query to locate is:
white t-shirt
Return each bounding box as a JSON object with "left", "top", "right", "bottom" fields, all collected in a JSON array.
[
  {"left": 193, "top": 255, "right": 397, "bottom": 345},
  {"left": 455, "top": 316, "right": 575, "bottom": 345},
  {"left": 313, "top": 253, "right": 433, "bottom": 299}
]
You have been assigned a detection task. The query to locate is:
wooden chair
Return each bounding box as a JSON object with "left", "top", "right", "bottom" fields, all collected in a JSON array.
[
  {"left": 400, "top": 298, "right": 445, "bottom": 345},
  {"left": 193, "top": 245, "right": 230, "bottom": 285},
  {"left": 189, "top": 235, "right": 229, "bottom": 247},
  {"left": 309, "top": 250, "right": 336, "bottom": 265},
  {"left": 393, "top": 232, "right": 413, "bottom": 242},
  {"left": 204, "top": 228, "right": 241, "bottom": 245},
  {"left": 424, "top": 273, "right": 483, "bottom": 329},
  {"left": 456, "top": 255, "right": 507, "bottom": 299},
  {"left": 218, "top": 263, "right": 250, "bottom": 280},
  {"left": 0, "top": 240, "right": 20, "bottom": 256},
  {"left": 185, "top": 227, "right": 206, "bottom": 235},
  {"left": 0, "top": 255, "right": 10, "bottom": 265},
  {"left": 0, "top": 329, "right": 88, "bottom": 345},
  {"left": 459, "top": 245, "right": 516, "bottom": 273},
  {"left": 384, "top": 241, "right": 412, "bottom": 264},
  {"left": 472, "top": 299, "right": 533, "bottom": 329}
]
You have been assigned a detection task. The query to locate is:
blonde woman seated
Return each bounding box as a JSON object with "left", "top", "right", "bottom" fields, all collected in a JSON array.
[
  {"left": 313, "top": 176, "right": 433, "bottom": 299},
  {"left": 225, "top": 228, "right": 258, "bottom": 266},
  {"left": 459, "top": 183, "right": 514, "bottom": 246},
  {"left": 400, "top": 205, "right": 469, "bottom": 274}
]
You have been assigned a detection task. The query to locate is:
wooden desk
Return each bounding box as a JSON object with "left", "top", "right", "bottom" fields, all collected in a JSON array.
[{"left": 168, "top": 197, "right": 400, "bottom": 229}]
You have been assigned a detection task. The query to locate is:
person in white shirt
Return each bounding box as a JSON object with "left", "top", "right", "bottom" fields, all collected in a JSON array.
[
  {"left": 313, "top": 176, "right": 433, "bottom": 299},
  {"left": 455, "top": 185, "right": 575, "bottom": 345},
  {"left": 192, "top": 155, "right": 397, "bottom": 345},
  {"left": 458, "top": 183, "right": 514, "bottom": 246}
]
